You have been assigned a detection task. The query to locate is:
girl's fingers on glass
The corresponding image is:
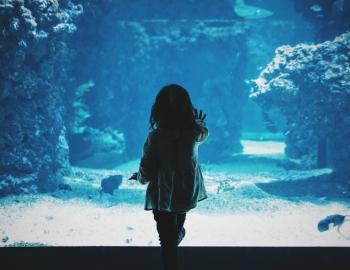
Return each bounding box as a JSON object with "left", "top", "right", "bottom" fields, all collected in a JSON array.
[
  {"left": 199, "top": 110, "right": 202, "bottom": 119},
  {"left": 202, "top": 114, "right": 207, "bottom": 120},
  {"left": 128, "top": 172, "right": 138, "bottom": 180}
]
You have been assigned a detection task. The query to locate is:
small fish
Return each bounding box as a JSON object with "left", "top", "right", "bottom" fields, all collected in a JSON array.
[
  {"left": 233, "top": 0, "right": 273, "bottom": 20},
  {"left": 100, "top": 175, "right": 123, "bottom": 195},
  {"left": 318, "top": 214, "right": 345, "bottom": 232},
  {"left": 310, "top": 4, "right": 323, "bottom": 12}
]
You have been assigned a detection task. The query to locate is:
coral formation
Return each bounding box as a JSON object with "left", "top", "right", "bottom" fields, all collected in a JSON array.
[
  {"left": 252, "top": 32, "right": 350, "bottom": 182},
  {"left": 0, "top": 0, "right": 82, "bottom": 196}
]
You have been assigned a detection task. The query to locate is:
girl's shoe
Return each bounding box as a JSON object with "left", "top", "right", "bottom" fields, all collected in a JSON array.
[{"left": 177, "top": 228, "right": 186, "bottom": 245}]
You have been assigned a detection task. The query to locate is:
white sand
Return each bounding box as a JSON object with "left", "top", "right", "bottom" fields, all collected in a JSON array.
[
  {"left": 0, "top": 195, "right": 349, "bottom": 246},
  {"left": 1, "top": 140, "right": 349, "bottom": 247}
]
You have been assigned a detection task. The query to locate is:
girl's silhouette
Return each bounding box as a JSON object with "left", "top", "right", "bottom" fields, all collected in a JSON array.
[{"left": 129, "top": 84, "right": 208, "bottom": 270}]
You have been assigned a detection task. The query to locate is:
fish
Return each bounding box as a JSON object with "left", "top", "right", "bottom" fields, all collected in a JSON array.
[
  {"left": 233, "top": 0, "right": 273, "bottom": 20},
  {"left": 317, "top": 214, "right": 345, "bottom": 232},
  {"left": 310, "top": 4, "right": 322, "bottom": 12},
  {"left": 100, "top": 174, "right": 123, "bottom": 195}
]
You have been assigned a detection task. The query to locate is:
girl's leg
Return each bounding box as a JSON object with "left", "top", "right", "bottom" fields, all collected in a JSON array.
[
  {"left": 153, "top": 210, "right": 179, "bottom": 270},
  {"left": 176, "top": 212, "right": 186, "bottom": 245}
]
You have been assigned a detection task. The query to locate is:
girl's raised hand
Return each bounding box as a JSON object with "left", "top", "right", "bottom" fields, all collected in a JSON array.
[
  {"left": 128, "top": 172, "right": 138, "bottom": 180},
  {"left": 194, "top": 108, "right": 207, "bottom": 121}
]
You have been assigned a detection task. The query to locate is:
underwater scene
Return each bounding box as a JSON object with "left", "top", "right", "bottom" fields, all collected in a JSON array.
[{"left": 1, "top": 0, "right": 350, "bottom": 247}]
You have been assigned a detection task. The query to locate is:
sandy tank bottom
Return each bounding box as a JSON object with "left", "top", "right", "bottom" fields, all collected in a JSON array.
[
  {"left": 0, "top": 194, "right": 350, "bottom": 247},
  {"left": 1, "top": 140, "right": 350, "bottom": 247}
]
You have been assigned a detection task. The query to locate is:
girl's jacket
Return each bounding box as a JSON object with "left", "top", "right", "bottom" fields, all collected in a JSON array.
[{"left": 137, "top": 121, "right": 208, "bottom": 212}]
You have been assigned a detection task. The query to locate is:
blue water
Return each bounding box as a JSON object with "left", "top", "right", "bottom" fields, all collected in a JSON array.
[{"left": 1, "top": 0, "right": 350, "bottom": 247}]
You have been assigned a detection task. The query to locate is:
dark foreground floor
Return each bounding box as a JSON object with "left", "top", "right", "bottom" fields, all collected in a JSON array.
[{"left": 0, "top": 247, "right": 349, "bottom": 270}]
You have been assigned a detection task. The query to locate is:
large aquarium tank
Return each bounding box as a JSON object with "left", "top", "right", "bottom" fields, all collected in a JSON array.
[{"left": 1, "top": 0, "right": 350, "bottom": 247}]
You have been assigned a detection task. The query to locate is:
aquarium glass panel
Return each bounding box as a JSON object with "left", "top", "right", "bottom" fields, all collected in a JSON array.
[{"left": 1, "top": 0, "right": 350, "bottom": 247}]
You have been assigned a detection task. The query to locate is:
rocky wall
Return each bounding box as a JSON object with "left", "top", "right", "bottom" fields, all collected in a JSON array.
[
  {"left": 0, "top": 0, "right": 82, "bottom": 196},
  {"left": 251, "top": 32, "right": 350, "bottom": 181}
]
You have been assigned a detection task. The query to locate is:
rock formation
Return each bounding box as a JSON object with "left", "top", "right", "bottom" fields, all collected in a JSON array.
[
  {"left": 252, "top": 32, "right": 350, "bottom": 182},
  {"left": 0, "top": 0, "right": 82, "bottom": 196}
]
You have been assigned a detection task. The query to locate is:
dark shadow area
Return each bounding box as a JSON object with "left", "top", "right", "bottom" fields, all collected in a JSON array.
[
  {"left": 257, "top": 173, "right": 350, "bottom": 199},
  {"left": 0, "top": 247, "right": 349, "bottom": 270}
]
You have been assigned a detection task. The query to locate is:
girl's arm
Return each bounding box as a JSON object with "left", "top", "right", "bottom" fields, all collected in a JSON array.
[
  {"left": 194, "top": 108, "right": 209, "bottom": 143},
  {"left": 195, "top": 119, "right": 209, "bottom": 143},
  {"left": 136, "top": 132, "right": 157, "bottom": 184}
]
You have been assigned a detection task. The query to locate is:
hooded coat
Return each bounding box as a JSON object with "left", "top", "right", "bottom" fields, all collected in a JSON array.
[{"left": 137, "top": 121, "right": 208, "bottom": 212}]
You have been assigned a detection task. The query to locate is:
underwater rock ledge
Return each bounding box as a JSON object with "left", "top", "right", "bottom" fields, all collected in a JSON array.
[
  {"left": 251, "top": 32, "right": 350, "bottom": 184},
  {"left": 0, "top": 0, "right": 82, "bottom": 197}
]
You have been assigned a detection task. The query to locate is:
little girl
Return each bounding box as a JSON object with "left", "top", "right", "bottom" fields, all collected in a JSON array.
[{"left": 129, "top": 84, "right": 208, "bottom": 270}]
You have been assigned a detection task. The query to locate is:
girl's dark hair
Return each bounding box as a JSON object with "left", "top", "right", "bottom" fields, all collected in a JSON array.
[{"left": 150, "top": 84, "right": 198, "bottom": 130}]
